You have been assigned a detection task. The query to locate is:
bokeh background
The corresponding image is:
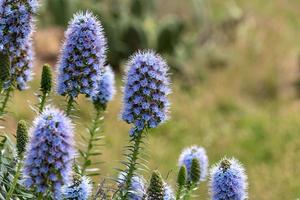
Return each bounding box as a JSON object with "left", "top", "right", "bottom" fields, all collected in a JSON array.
[{"left": 3, "top": 0, "right": 300, "bottom": 199}]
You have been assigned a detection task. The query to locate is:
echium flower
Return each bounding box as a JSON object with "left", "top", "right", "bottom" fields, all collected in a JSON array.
[
  {"left": 209, "top": 158, "right": 248, "bottom": 200},
  {"left": 121, "top": 51, "right": 171, "bottom": 136},
  {"left": 62, "top": 175, "right": 92, "bottom": 200},
  {"left": 178, "top": 146, "right": 209, "bottom": 184},
  {"left": 92, "top": 66, "right": 116, "bottom": 109},
  {"left": 57, "top": 12, "right": 107, "bottom": 98},
  {"left": 0, "top": 0, "right": 38, "bottom": 55},
  {"left": 118, "top": 172, "right": 146, "bottom": 200},
  {"left": 10, "top": 38, "right": 34, "bottom": 90},
  {"left": 23, "top": 107, "right": 75, "bottom": 197}
]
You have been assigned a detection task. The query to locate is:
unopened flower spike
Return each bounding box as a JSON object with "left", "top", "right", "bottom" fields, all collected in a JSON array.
[
  {"left": 16, "top": 120, "right": 29, "bottom": 158},
  {"left": 147, "top": 171, "right": 165, "bottom": 200}
]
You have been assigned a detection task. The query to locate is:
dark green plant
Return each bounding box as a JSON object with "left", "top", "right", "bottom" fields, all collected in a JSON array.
[
  {"left": 147, "top": 171, "right": 164, "bottom": 200},
  {"left": 157, "top": 19, "right": 184, "bottom": 55},
  {"left": 16, "top": 120, "right": 29, "bottom": 158},
  {"left": 38, "top": 64, "right": 52, "bottom": 113}
]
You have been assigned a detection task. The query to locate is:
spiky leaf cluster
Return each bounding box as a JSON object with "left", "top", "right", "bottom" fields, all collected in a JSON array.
[
  {"left": 57, "top": 12, "right": 107, "bottom": 98},
  {"left": 23, "top": 107, "right": 75, "bottom": 197},
  {"left": 209, "top": 158, "right": 248, "bottom": 200},
  {"left": 0, "top": 135, "right": 35, "bottom": 199},
  {"left": 121, "top": 51, "right": 171, "bottom": 136}
]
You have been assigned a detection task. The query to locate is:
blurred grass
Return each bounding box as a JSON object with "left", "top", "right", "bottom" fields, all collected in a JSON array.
[{"left": 1, "top": 0, "right": 300, "bottom": 199}]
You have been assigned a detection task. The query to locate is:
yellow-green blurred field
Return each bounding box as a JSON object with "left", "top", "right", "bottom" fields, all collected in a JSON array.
[{"left": 2, "top": 0, "right": 300, "bottom": 199}]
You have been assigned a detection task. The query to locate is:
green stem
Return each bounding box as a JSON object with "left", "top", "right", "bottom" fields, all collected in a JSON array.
[
  {"left": 121, "top": 130, "right": 144, "bottom": 200},
  {"left": 183, "top": 184, "right": 196, "bottom": 200},
  {"left": 6, "top": 161, "right": 22, "bottom": 200},
  {"left": 38, "top": 92, "right": 47, "bottom": 113},
  {"left": 176, "top": 186, "right": 183, "bottom": 200},
  {"left": 0, "top": 86, "right": 12, "bottom": 116},
  {"left": 37, "top": 193, "right": 43, "bottom": 200},
  {"left": 81, "top": 107, "right": 103, "bottom": 175},
  {"left": 66, "top": 97, "right": 74, "bottom": 116}
]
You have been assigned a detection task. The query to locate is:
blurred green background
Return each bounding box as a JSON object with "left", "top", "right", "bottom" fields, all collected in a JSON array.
[{"left": 3, "top": 0, "right": 300, "bottom": 199}]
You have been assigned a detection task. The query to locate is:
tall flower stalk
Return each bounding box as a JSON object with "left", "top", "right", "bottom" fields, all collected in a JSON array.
[
  {"left": 56, "top": 12, "right": 107, "bottom": 116},
  {"left": 80, "top": 66, "right": 116, "bottom": 176},
  {"left": 6, "top": 120, "right": 29, "bottom": 199},
  {"left": 120, "top": 51, "right": 171, "bottom": 199},
  {"left": 0, "top": 0, "right": 37, "bottom": 116}
]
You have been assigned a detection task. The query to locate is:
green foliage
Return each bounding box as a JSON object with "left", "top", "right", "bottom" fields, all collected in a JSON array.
[
  {"left": 16, "top": 120, "right": 29, "bottom": 158},
  {"left": 80, "top": 107, "right": 105, "bottom": 177},
  {"left": 147, "top": 171, "right": 164, "bottom": 200},
  {"left": 46, "top": 0, "right": 75, "bottom": 26},
  {"left": 0, "top": 135, "right": 35, "bottom": 199},
  {"left": 157, "top": 19, "right": 184, "bottom": 55},
  {"left": 130, "top": 0, "right": 154, "bottom": 18}
]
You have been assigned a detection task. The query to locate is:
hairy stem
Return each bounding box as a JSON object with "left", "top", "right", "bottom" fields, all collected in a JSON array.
[
  {"left": 121, "top": 130, "right": 144, "bottom": 200},
  {"left": 0, "top": 86, "right": 12, "bottom": 116},
  {"left": 81, "top": 107, "right": 104, "bottom": 175},
  {"left": 66, "top": 97, "right": 74, "bottom": 116},
  {"left": 38, "top": 92, "right": 48, "bottom": 113},
  {"left": 183, "top": 184, "right": 196, "bottom": 200},
  {"left": 6, "top": 161, "right": 22, "bottom": 200}
]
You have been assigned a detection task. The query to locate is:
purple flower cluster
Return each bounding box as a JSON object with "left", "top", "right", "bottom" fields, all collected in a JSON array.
[
  {"left": 118, "top": 173, "right": 146, "bottom": 200},
  {"left": 62, "top": 175, "right": 92, "bottom": 200},
  {"left": 121, "top": 51, "right": 171, "bottom": 135},
  {"left": 23, "top": 107, "right": 75, "bottom": 197},
  {"left": 209, "top": 158, "right": 248, "bottom": 200},
  {"left": 0, "top": 0, "right": 37, "bottom": 90},
  {"left": 163, "top": 183, "right": 175, "bottom": 200},
  {"left": 92, "top": 66, "right": 116, "bottom": 107},
  {"left": 11, "top": 38, "right": 34, "bottom": 90},
  {"left": 0, "top": 0, "right": 37, "bottom": 54},
  {"left": 57, "top": 12, "right": 107, "bottom": 98},
  {"left": 178, "top": 146, "right": 209, "bottom": 183}
]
